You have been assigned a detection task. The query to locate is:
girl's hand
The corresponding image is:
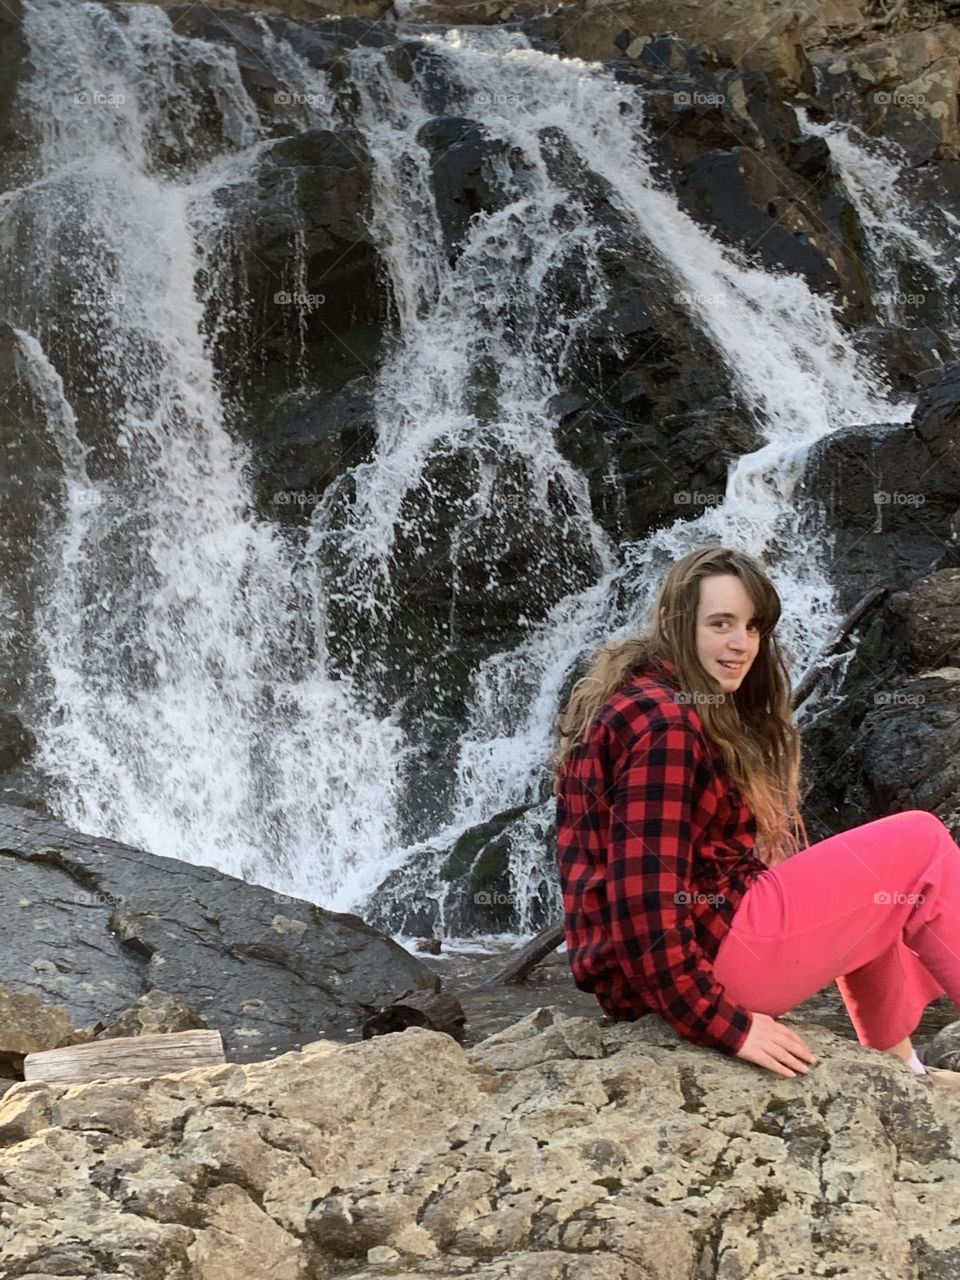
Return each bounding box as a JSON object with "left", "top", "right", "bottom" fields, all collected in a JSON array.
[{"left": 735, "top": 1011, "right": 818, "bottom": 1077}]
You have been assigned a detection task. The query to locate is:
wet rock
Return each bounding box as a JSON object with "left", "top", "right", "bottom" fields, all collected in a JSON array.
[
  {"left": 855, "top": 668, "right": 960, "bottom": 821},
  {"left": 0, "top": 803, "right": 439, "bottom": 1063},
  {"left": 222, "top": 127, "right": 380, "bottom": 371},
  {"left": 800, "top": 415, "right": 960, "bottom": 614},
  {"left": 0, "top": 710, "right": 34, "bottom": 773},
  {"left": 913, "top": 358, "right": 960, "bottom": 483},
  {"left": 418, "top": 116, "right": 525, "bottom": 259},
  {"left": 253, "top": 375, "right": 377, "bottom": 521},
  {"left": 888, "top": 567, "right": 960, "bottom": 669},
  {"left": 799, "top": 573, "right": 960, "bottom": 837}
]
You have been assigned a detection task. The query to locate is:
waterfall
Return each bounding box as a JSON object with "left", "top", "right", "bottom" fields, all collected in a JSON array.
[
  {"left": 6, "top": 0, "right": 405, "bottom": 907},
  {"left": 796, "top": 107, "right": 960, "bottom": 340},
  {"left": 2, "top": 2, "right": 910, "bottom": 942}
]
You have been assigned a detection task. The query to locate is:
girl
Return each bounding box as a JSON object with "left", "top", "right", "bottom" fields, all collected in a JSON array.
[{"left": 553, "top": 545, "right": 960, "bottom": 1089}]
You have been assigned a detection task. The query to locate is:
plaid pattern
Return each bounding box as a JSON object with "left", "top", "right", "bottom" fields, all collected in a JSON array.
[{"left": 555, "top": 657, "right": 767, "bottom": 1055}]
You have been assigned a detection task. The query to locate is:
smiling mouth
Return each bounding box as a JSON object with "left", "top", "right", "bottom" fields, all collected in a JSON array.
[{"left": 718, "top": 661, "right": 744, "bottom": 672}]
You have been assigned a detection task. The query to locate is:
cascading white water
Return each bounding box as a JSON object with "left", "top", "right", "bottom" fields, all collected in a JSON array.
[
  {"left": 796, "top": 106, "right": 960, "bottom": 339},
  {"left": 349, "top": 29, "right": 910, "bottom": 934},
  {"left": 6, "top": 0, "right": 406, "bottom": 907},
  {"left": 3, "top": 4, "right": 911, "bottom": 940}
]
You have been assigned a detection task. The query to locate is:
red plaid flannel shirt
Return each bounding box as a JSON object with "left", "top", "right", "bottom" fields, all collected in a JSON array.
[{"left": 555, "top": 656, "right": 768, "bottom": 1055}]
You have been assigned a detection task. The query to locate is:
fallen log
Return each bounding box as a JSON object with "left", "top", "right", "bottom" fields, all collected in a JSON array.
[
  {"left": 361, "top": 988, "right": 466, "bottom": 1042},
  {"left": 23, "top": 1029, "right": 226, "bottom": 1084},
  {"left": 492, "top": 921, "right": 566, "bottom": 985},
  {"left": 494, "top": 585, "right": 890, "bottom": 985},
  {"left": 791, "top": 585, "right": 888, "bottom": 710}
]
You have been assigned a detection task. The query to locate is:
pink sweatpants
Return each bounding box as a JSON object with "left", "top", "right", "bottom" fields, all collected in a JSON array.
[{"left": 712, "top": 809, "right": 960, "bottom": 1050}]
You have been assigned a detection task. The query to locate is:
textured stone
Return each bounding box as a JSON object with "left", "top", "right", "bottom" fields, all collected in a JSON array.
[
  {"left": 0, "top": 804, "right": 439, "bottom": 1063},
  {"left": 0, "top": 1006, "right": 957, "bottom": 1278}
]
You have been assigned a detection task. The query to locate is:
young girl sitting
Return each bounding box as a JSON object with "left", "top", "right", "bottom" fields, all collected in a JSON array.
[{"left": 553, "top": 544, "right": 960, "bottom": 1089}]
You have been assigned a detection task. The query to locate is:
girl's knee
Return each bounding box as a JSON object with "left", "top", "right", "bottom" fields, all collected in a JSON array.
[{"left": 902, "top": 809, "right": 949, "bottom": 839}]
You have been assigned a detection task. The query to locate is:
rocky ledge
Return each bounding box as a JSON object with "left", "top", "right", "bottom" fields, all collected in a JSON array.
[
  {"left": 0, "top": 803, "right": 437, "bottom": 1067},
  {"left": 2, "top": 1005, "right": 960, "bottom": 1278}
]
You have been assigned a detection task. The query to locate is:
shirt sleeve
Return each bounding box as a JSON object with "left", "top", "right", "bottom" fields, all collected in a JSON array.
[{"left": 606, "top": 713, "right": 754, "bottom": 1056}]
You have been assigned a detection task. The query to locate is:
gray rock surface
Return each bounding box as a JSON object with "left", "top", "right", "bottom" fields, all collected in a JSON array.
[
  {"left": 2, "top": 1004, "right": 959, "bottom": 1279},
  {"left": 0, "top": 803, "right": 438, "bottom": 1062}
]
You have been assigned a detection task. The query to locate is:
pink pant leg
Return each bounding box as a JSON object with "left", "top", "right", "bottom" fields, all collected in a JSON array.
[{"left": 713, "top": 809, "right": 959, "bottom": 1050}]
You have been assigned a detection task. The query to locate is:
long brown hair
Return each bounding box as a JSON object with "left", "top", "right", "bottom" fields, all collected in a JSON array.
[{"left": 552, "top": 546, "right": 809, "bottom": 867}]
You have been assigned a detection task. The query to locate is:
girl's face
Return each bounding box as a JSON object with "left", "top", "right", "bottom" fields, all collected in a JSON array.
[{"left": 694, "top": 573, "right": 762, "bottom": 692}]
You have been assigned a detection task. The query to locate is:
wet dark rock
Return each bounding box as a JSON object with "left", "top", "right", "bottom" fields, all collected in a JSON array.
[
  {"left": 0, "top": 803, "right": 438, "bottom": 1062},
  {"left": 913, "top": 359, "right": 960, "bottom": 483},
  {"left": 0, "top": 710, "right": 34, "bottom": 773},
  {"left": 800, "top": 569, "right": 960, "bottom": 838},
  {"left": 788, "top": 130, "right": 831, "bottom": 182},
  {"left": 800, "top": 414, "right": 960, "bottom": 614},
  {"left": 419, "top": 117, "right": 525, "bottom": 259},
  {"left": 252, "top": 375, "right": 377, "bottom": 520},
  {"left": 221, "top": 128, "right": 380, "bottom": 373},
  {"left": 856, "top": 669, "right": 960, "bottom": 820}
]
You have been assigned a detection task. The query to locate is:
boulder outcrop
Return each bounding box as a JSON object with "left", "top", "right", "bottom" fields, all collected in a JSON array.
[
  {"left": 0, "top": 803, "right": 438, "bottom": 1063},
  {"left": 1, "top": 1005, "right": 959, "bottom": 1278}
]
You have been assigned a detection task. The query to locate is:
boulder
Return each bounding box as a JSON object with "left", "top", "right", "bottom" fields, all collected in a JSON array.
[
  {"left": 0, "top": 803, "right": 439, "bottom": 1062},
  {"left": 888, "top": 567, "right": 960, "bottom": 670},
  {"left": 0, "top": 1005, "right": 957, "bottom": 1277},
  {"left": 553, "top": 0, "right": 865, "bottom": 88},
  {"left": 800, "top": 412, "right": 960, "bottom": 616},
  {"left": 855, "top": 667, "right": 960, "bottom": 822},
  {"left": 799, "top": 571, "right": 960, "bottom": 837},
  {"left": 94, "top": 990, "right": 208, "bottom": 1040},
  {"left": 808, "top": 23, "right": 960, "bottom": 162},
  {"left": 0, "top": 981, "right": 91, "bottom": 1064}
]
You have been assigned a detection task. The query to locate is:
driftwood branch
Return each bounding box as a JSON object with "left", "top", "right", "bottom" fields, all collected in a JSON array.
[
  {"left": 494, "top": 585, "right": 891, "bottom": 985},
  {"left": 791, "top": 585, "right": 888, "bottom": 709},
  {"left": 492, "top": 922, "right": 566, "bottom": 985}
]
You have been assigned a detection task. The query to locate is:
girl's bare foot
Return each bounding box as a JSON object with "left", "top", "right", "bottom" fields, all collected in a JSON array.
[{"left": 925, "top": 1067, "right": 960, "bottom": 1092}]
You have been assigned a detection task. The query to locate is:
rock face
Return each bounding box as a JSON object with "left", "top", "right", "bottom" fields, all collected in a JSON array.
[
  {"left": 809, "top": 22, "right": 960, "bottom": 161},
  {"left": 555, "top": 0, "right": 865, "bottom": 86},
  {"left": 800, "top": 565, "right": 960, "bottom": 837},
  {"left": 1, "top": 1005, "right": 959, "bottom": 1278},
  {"left": 0, "top": 803, "right": 438, "bottom": 1062}
]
